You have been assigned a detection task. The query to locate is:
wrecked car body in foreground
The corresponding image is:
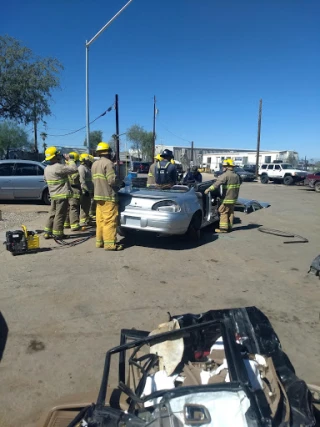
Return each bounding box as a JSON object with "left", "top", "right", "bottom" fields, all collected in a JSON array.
[{"left": 40, "top": 307, "right": 318, "bottom": 427}]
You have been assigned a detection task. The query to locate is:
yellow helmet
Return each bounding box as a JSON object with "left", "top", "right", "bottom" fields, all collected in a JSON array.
[
  {"left": 69, "top": 151, "right": 79, "bottom": 162},
  {"left": 96, "top": 142, "right": 111, "bottom": 153},
  {"left": 79, "top": 153, "right": 90, "bottom": 163},
  {"left": 154, "top": 154, "right": 163, "bottom": 161},
  {"left": 222, "top": 158, "right": 235, "bottom": 167},
  {"left": 45, "top": 146, "right": 60, "bottom": 161},
  {"left": 170, "top": 159, "right": 175, "bottom": 164}
]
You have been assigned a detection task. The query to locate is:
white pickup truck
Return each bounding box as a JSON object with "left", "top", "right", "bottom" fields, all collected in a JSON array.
[{"left": 259, "top": 162, "right": 307, "bottom": 185}]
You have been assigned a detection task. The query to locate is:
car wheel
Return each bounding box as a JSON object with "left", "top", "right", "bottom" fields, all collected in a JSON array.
[
  {"left": 186, "top": 213, "right": 202, "bottom": 241},
  {"left": 260, "top": 174, "right": 269, "bottom": 184},
  {"left": 283, "top": 175, "right": 294, "bottom": 185},
  {"left": 42, "top": 188, "right": 51, "bottom": 205},
  {"left": 315, "top": 182, "right": 320, "bottom": 193}
]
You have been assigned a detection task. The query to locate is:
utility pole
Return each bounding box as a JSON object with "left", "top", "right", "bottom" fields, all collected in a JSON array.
[
  {"left": 33, "top": 118, "right": 38, "bottom": 154},
  {"left": 191, "top": 141, "right": 194, "bottom": 167},
  {"left": 255, "top": 99, "right": 263, "bottom": 178},
  {"left": 33, "top": 101, "right": 38, "bottom": 155},
  {"left": 152, "top": 95, "right": 156, "bottom": 160},
  {"left": 115, "top": 94, "right": 120, "bottom": 177}
]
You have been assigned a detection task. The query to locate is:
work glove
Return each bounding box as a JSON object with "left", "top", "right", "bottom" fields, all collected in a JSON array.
[{"left": 204, "top": 188, "right": 211, "bottom": 195}]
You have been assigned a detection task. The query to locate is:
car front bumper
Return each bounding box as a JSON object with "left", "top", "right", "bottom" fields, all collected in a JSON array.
[
  {"left": 293, "top": 175, "right": 307, "bottom": 183},
  {"left": 119, "top": 208, "right": 191, "bottom": 235}
]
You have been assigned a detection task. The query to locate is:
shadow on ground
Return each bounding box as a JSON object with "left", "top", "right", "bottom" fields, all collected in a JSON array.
[{"left": 121, "top": 227, "right": 219, "bottom": 251}]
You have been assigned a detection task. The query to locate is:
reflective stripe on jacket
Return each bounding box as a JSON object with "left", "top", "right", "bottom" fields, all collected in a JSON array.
[
  {"left": 78, "top": 164, "right": 93, "bottom": 194},
  {"left": 44, "top": 162, "right": 78, "bottom": 200},
  {"left": 91, "top": 157, "right": 117, "bottom": 202},
  {"left": 208, "top": 169, "right": 241, "bottom": 204}
]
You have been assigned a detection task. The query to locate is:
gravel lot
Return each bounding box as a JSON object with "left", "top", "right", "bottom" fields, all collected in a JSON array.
[{"left": 0, "top": 181, "right": 319, "bottom": 426}]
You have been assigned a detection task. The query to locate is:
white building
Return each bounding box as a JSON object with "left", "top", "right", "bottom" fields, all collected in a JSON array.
[
  {"left": 202, "top": 149, "right": 299, "bottom": 172},
  {"left": 154, "top": 145, "right": 298, "bottom": 172}
]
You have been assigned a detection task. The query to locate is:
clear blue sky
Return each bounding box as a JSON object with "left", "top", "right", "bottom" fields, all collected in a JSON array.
[{"left": 2, "top": 0, "right": 320, "bottom": 157}]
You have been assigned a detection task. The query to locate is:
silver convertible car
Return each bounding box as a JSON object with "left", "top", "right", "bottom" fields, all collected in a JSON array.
[{"left": 118, "top": 180, "right": 269, "bottom": 239}]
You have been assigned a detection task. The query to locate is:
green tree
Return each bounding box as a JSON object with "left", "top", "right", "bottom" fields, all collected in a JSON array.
[
  {"left": 84, "top": 130, "right": 103, "bottom": 150},
  {"left": 0, "top": 35, "right": 63, "bottom": 126},
  {"left": 0, "top": 121, "right": 31, "bottom": 159},
  {"left": 286, "top": 152, "right": 298, "bottom": 167},
  {"left": 126, "top": 124, "right": 154, "bottom": 161}
]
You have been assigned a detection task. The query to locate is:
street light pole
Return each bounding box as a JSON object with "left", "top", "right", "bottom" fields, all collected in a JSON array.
[
  {"left": 85, "top": 42, "right": 90, "bottom": 153},
  {"left": 85, "top": 0, "right": 134, "bottom": 154}
]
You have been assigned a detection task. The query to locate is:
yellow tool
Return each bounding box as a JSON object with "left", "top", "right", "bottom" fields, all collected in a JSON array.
[{"left": 22, "top": 225, "right": 40, "bottom": 251}]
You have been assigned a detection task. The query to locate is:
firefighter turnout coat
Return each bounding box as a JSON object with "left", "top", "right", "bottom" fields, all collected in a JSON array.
[{"left": 208, "top": 169, "right": 241, "bottom": 204}]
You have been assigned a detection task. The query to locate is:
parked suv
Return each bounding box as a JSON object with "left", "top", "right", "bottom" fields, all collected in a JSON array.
[
  {"left": 0, "top": 160, "right": 50, "bottom": 204},
  {"left": 259, "top": 162, "right": 307, "bottom": 185}
]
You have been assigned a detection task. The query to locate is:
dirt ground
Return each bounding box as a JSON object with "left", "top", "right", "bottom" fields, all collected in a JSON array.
[{"left": 0, "top": 180, "right": 320, "bottom": 426}]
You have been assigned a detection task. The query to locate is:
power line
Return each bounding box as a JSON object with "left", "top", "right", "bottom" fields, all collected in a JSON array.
[
  {"left": 46, "top": 105, "right": 114, "bottom": 137},
  {"left": 157, "top": 119, "right": 191, "bottom": 143}
]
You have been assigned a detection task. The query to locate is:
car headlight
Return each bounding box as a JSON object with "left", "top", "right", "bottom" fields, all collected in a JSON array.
[{"left": 152, "top": 200, "right": 181, "bottom": 213}]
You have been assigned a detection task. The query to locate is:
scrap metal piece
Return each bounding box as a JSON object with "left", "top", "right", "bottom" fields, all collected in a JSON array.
[
  {"left": 258, "top": 227, "right": 309, "bottom": 244},
  {"left": 149, "top": 319, "right": 184, "bottom": 376}
]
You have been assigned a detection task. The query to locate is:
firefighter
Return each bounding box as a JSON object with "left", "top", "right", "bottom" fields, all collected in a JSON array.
[
  {"left": 87, "top": 155, "right": 96, "bottom": 221},
  {"left": 183, "top": 166, "right": 203, "bottom": 184},
  {"left": 78, "top": 153, "right": 94, "bottom": 226},
  {"left": 148, "top": 149, "right": 177, "bottom": 188},
  {"left": 204, "top": 158, "right": 241, "bottom": 233},
  {"left": 91, "top": 142, "right": 123, "bottom": 251},
  {"left": 43, "top": 147, "right": 78, "bottom": 239},
  {"left": 63, "top": 152, "right": 81, "bottom": 231},
  {"left": 147, "top": 154, "right": 163, "bottom": 187}
]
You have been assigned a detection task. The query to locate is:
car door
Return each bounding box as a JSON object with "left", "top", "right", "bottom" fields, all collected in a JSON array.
[
  {"left": 12, "top": 163, "right": 45, "bottom": 199},
  {"left": 273, "top": 164, "right": 281, "bottom": 178},
  {"left": 0, "top": 162, "right": 15, "bottom": 200},
  {"left": 266, "top": 164, "right": 275, "bottom": 177}
]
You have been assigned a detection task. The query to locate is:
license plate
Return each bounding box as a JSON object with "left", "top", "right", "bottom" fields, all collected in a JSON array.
[{"left": 125, "top": 216, "right": 141, "bottom": 227}]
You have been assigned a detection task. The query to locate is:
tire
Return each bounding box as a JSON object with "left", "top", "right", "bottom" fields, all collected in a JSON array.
[
  {"left": 283, "top": 175, "right": 294, "bottom": 186},
  {"left": 186, "top": 213, "right": 202, "bottom": 241},
  {"left": 260, "top": 174, "right": 269, "bottom": 184},
  {"left": 42, "top": 188, "right": 51, "bottom": 205},
  {"left": 315, "top": 182, "right": 320, "bottom": 193}
]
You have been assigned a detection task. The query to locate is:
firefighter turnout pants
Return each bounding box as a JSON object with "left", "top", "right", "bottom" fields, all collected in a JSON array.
[
  {"left": 218, "top": 203, "right": 235, "bottom": 231},
  {"left": 80, "top": 193, "right": 91, "bottom": 225},
  {"left": 44, "top": 199, "right": 69, "bottom": 237},
  {"left": 96, "top": 201, "right": 118, "bottom": 250},
  {"left": 64, "top": 197, "right": 80, "bottom": 230}
]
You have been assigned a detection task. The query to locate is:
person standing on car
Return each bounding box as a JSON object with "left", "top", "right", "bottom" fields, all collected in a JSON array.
[
  {"left": 204, "top": 159, "right": 241, "bottom": 233},
  {"left": 78, "top": 153, "right": 94, "bottom": 226},
  {"left": 154, "top": 149, "right": 177, "bottom": 188},
  {"left": 92, "top": 142, "right": 123, "bottom": 251},
  {"left": 63, "top": 152, "right": 81, "bottom": 231},
  {"left": 147, "top": 154, "right": 162, "bottom": 187},
  {"left": 43, "top": 147, "right": 78, "bottom": 239},
  {"left": 183, "top": 166, "right": 203, "bottom": 185}
]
